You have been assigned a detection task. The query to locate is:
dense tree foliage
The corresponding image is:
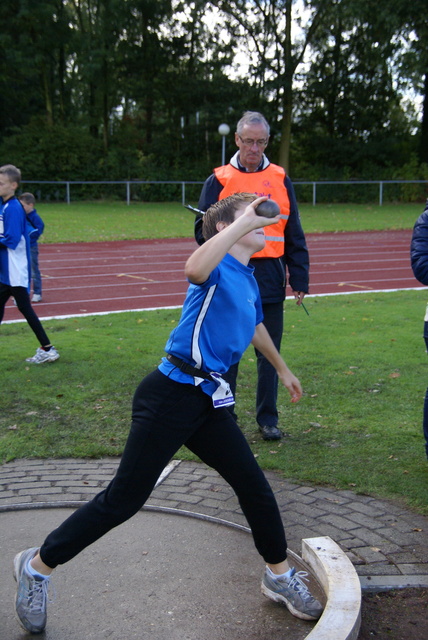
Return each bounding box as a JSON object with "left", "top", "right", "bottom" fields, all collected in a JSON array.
[{"left": 0, "top": 0, "right": 425, "bottom": 193}]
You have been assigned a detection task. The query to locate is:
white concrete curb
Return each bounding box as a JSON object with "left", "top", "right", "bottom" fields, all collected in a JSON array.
[{"left": 302, "top": 536, "right": 362, "bottom": 640}]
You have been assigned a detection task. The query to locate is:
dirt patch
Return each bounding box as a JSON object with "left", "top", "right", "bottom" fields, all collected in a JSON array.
[{"left": 358, "top": 589, "right": 428, "bottom": 639}]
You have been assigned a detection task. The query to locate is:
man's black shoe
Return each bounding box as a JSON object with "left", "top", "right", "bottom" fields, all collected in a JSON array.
[{"left": 259, "top": 425, "right": 282, "bottom": 441}]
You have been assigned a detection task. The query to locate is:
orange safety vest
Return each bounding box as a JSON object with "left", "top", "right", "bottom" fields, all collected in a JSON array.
[{"left": 214, "top": 163, "right": 290, "bottom": 259}]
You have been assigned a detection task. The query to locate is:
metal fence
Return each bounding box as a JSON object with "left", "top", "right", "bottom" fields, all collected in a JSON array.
[{"left": 20, "top": 179, "right": 427, "bottom": 205}]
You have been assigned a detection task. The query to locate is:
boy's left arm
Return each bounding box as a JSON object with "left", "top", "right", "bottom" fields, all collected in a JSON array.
[
  {"left": 28, "top": 211, "right": 44, "bottom": 238},
  {"left": 251, "top": 323, "right": 302, "bottom": 403}
]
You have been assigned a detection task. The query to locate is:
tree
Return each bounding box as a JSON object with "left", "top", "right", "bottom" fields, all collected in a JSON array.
[
  {"left": 294, "top": 0, "right": 414, "bottom": 176},
  {"left": 0, "top": 0, "right": 73, "bottom": 135},
  {"left": 392, "top": 0, "right": 428, "bottom": 164},
  {"left": 210, "top": 0, "right": 332, "bottom": 171}
]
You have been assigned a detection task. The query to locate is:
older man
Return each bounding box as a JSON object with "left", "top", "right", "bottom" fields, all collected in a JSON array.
[{"left": 195, "top": 111, "right": 309, "bottom": 441}]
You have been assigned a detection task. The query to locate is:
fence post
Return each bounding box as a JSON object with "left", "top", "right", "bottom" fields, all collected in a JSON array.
[
  {"left": 126, "top": 182, "right": 130, "bottom": 205},
  {"left": 182, "top": 182, "right": 185, "bottom": 205},
  {"left": 312, "top": 182, "right": 316, "bottom": 206},
  {"left": 379, "top": 181, "right": 383, "bottom": 206},
  {"left": 66, "top": 182, "right": 70, "bottom": 204}
]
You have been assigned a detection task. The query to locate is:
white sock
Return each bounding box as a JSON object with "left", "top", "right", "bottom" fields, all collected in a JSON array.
[
  {"left": 26, "top": 559, "right": 50, "bottom": 580},
  {"left": 267, "top": 566, "right": 293, "bottom": 580}
]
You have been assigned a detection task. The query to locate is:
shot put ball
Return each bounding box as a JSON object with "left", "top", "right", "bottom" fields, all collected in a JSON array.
[{"left": 255, "top": 199, "right": 280, "bottom": 218}]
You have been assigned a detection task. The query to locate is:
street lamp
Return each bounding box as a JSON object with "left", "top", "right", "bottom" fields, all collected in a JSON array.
[{"left": 218, "top": 123, "right": 230, "bottom": 165}]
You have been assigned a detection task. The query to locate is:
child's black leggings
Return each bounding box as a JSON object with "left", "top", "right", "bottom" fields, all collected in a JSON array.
[
  {"left": 40, "top": 369, "right": 288, "bottom": 568},
  {"left": 0, "top": 284, "right": 50, "bottom": 346}
]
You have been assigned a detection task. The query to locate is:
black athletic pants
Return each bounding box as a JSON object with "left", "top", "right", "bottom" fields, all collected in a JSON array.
[
  {"left": 0, "top": 284, "right": 50, "bottom": 346},
  {"left": 40, "top": 370, "right": 288, "bottom": 568}
]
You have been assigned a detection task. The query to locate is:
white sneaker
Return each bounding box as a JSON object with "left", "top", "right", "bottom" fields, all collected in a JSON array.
[
  {"left": 13, "top": 547, "right": 51, "bottom": 633},
  {"left": 261, "top": 567, "right": 323, "bottom": 620},
  {"left": 32, "top": 294, "right": 42, "bottom": 302},
  {"left": 26, "top": 347, "right": 60, "bottom": 364}
]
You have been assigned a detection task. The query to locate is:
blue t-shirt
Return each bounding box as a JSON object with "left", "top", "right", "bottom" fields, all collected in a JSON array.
[{"left": 159, "top": 252, "right": 263, "bottom": 397}]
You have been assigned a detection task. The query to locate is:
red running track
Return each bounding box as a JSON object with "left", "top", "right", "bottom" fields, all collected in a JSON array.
[{"left": 2, "top": 230, "right": 423, "bottom": 322}]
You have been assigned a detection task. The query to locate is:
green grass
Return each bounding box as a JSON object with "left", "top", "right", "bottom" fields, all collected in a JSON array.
[
  {"left": 2, "top": 291, "right": 428, "bottom": 514},
  {"left": 37, "top": 201, "right": 423, "bottom": 243}
]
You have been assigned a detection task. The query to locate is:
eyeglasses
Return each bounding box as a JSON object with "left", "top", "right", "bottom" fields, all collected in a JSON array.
[{"left": 237, "top": 135, "right": 268, "bottom": 148}]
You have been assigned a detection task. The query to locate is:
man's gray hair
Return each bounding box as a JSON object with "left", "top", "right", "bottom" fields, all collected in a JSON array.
[{"left": 236, "top": 111, "right": 270, "bottom": 136}]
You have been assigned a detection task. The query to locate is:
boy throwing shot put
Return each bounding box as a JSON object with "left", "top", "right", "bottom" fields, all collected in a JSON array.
[{"left": 13, "top": 193, "right": 322, "bottom": 634}]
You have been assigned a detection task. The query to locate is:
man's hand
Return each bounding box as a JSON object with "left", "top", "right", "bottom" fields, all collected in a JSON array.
[{"left": 293, "top": 291, "right": 306, "bottom": 306}]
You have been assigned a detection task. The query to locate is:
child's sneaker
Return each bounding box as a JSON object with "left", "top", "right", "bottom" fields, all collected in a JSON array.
[
  {"left": 261, "top": 566, "right": 323, "bottom": 620},
  {"left": 13, "top": 548, "right": 51, "bottom": 633},
  {"left": 26, "top": 346, "right": 60, "bottom": 364}
]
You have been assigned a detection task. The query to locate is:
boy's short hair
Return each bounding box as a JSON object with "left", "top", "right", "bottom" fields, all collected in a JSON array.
[
  {"left": 0, "top": 164, "right": 21, "bottom": 186},
  {"left": 202, "top": 193, "right": 257, "bottom": 241},
  {"left": 19, "top": 192, "right": 36, "bottom": 205}
]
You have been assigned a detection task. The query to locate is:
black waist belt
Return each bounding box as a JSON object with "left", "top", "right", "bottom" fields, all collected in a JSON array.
[{"left": 166, "top": 354, "right": 213, "bottom": 381}]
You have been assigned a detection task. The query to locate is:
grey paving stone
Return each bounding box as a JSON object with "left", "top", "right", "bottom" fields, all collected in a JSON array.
[
  {"left": 318, "top": 514, "right": 360, "bottom": 531},
  {"left": 376, "top": 527, "right": 424, "bottom": 546},
  {"left": 44, "top": 493, "right": 86, "bottom": 502},
  {"left": 310, "top": 489, "right": 351, "bottom": 504},
  {"left": 192, "top": 489, "right": 234, "bottom": 501},
  {"left": 0, "top": 495, "right": 31, "bottom": 505},
  {"left": 82, "top": 474, "right": 115, "bottom": 482},
  {"left": 412, "top": 546, "right": 428, "bottom": 562},
  {"left": 8, "top": 481, "right": 52, "bottom": 491},
  {"left": 349, "top": 527, "right": 395, "bottom": 547},
  {"left": 0, "top": 492, "right": 18, "bottom": 502},
  {"left": 0, "top": 471, "right": 27, "bottom": 480},
  {"left": 288, "top": 502, "right": 328, "bottom": 519},
  {"left": 353, "top": 546, "right": 389, "bottom": 564},
  {"left": 340, "top": 537, "right": 374, "bottom": 550},
  {"left": 345, "top": 512, "right": 388, "bottom": 529},
  {"left": 336, "top": 490, "right": 373, "bottom": 502},
  {"left": 387, "top": 551, "right": 424, "bottom": 564},
  {"left": 294, "top": 486, "right": 318, "bottom": 495},
  {"left": 312, "top": 500, "right": 353, "bottom": 516},
  {"left": 357, "top": 564, "right": 401, "bottom": 576},
  {"left": 347, "top": 501, "right": 387, "bottom": 517},
  {"left": 55, "top": 480, "right": 100, "bottom": 488},
  {"left": 343, "top": 550, "right": 365, "bottom": 565},
  {"left": 396, "top": 563, "right": 428, "bottom": 575},
  {"left": 167, "top": 493, "right": 202, "bottom": 504},
  {"left": 18, "top": 487, "right": 63, "bottom": 496},
  {"left": 275, "top": 491, "right": 318, "bottom": 507}
]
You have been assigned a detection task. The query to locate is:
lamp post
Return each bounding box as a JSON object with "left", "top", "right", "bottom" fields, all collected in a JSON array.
[{"left": 218, "top": 123, "right": 230, "bottom": 165}]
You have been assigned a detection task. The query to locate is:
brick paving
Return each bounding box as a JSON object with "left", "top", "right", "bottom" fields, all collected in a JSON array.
[{"left": 1, "top": 457, "right": 427, "bottom": 590}]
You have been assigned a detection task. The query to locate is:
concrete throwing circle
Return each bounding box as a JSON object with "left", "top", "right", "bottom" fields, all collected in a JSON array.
[{"left": 2, "top": 507, "right": 324, "bottom": 639}]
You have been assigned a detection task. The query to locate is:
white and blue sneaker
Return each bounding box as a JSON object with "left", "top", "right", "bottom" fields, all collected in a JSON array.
[
  {"left": 13, "top": 548, "right": 51, "bottom": 633},
  {"left": 26, "top": 346, "right": 60, "bottom": 364},
  {"left": 261, "top": 566, "right": 323, "bottom": 620}
]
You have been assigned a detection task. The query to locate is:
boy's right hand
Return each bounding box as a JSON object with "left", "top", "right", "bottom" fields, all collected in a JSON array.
[{"left": 242, "top": 197, "right": 281, "bottom": 228}]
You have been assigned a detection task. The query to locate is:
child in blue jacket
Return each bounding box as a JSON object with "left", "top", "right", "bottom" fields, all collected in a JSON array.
[{"left": 19, "top": 192, "right": 44, "bottom": 302}]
